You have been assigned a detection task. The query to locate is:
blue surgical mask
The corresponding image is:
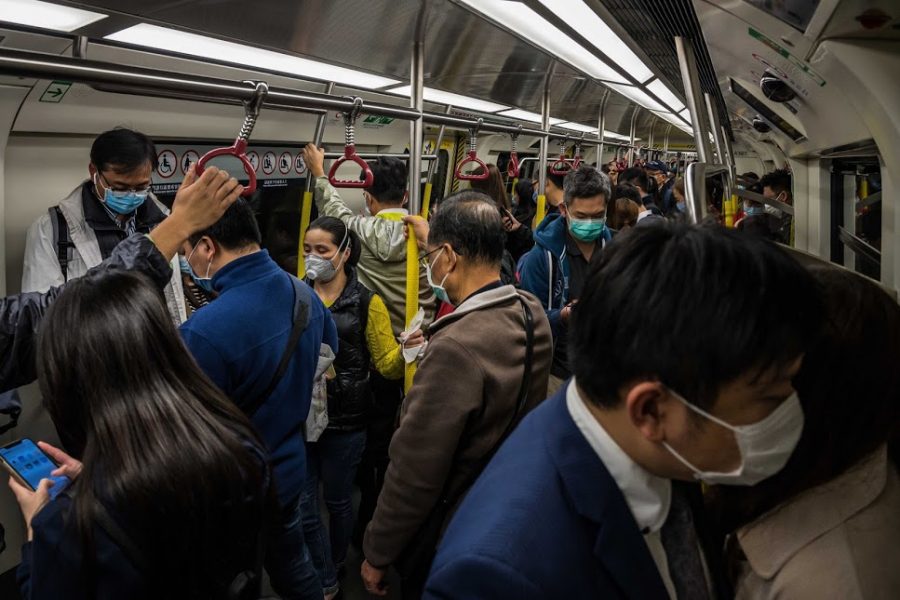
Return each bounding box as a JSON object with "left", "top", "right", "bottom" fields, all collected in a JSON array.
[
  {"left": 568, "top": 217, "right": 607, "bottom": 243},
  {"left": 744, "top": 204, "right": 765, "bottom": 216},
  {"left": 676, "top": 200, "right": 686, "bottom": 213},
  {"left": 185, "top": 244, "right": 214, "bottom": 293},
  {"left": 425, "top": 247, "right": 452, "bottom": 306},
  {"left": 95, "top": 173, "right": 148, "bottom": 215}
]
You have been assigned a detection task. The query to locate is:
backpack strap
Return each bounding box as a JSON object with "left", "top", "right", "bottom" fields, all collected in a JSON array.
[
  {"left": 242, "top": 277, "right": 310, "bottom": 419},
  {"left": 49, "top": 206, "right": 74, "bottom": 282}
]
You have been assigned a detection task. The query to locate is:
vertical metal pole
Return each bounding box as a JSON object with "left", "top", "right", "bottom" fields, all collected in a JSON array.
[
  {"left": 596, "top": 89, "right": 610, "bottom": 166},
  {"left": 663, "top": 124, "right": 672, "bottom": 156},
  {"left": 421, "top": 105, "right": 451, "bottom": 218},
  {"left": 674, "top": 36, "right": 713, "bottom": 163},
  {"left": 647, "top": 117, "right": 656, "bottom": 162},
  {"left": 628, "top": 107, "right": 638, "bottom": 166},
  {"left": 704, "top": 92, "right": 725, "bottom": 165},
  {"left": 535, "top": 69, "right": 552, "bottom": 227},
  {"left": 306, "top": 82, "right": 335, "bottom": 195}
]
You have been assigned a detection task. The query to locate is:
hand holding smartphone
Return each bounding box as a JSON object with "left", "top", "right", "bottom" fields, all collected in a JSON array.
[{"left": 1, "top": 438, "right": 72, "bottom": 500}]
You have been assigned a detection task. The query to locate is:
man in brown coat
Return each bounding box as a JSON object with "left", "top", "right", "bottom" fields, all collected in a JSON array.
[{"left": 360, "top": 190, "right": 553, "bottom": 598}]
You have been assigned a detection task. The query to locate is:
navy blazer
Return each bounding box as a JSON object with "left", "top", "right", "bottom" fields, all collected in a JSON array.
[{"left": 425, "top": 387, "right": 670, "bottom": 600}]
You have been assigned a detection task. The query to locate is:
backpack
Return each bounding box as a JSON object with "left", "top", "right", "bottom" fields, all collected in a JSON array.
[{"left": 48, "top": 207, "right": 76, "bottom": 282}]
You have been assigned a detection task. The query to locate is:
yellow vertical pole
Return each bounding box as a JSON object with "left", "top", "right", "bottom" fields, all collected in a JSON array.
[
  {"left": 421, "top": 182, "right": 434, "bottom": 219},
  {"left": 404, "top": 227, "right": 420, "bottom": 392},
  {"left": 724, "top": 192, "right": 736, "bottom": 228},
  {"left": 533, "top": 194, "right": 547, "bottom": 230},
  {"left": 297, "top": 189, "right": 313, "bottom": 278}
]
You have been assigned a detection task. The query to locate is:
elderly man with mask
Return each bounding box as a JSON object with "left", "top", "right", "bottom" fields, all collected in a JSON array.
[{"left": 360, "top": 190, "right": 553, "bottom": 599}]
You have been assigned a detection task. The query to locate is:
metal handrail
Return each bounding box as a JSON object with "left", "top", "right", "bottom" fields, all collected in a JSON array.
[
  {"left": 838, "top": 227, "right": 882, "bottom": 264},
  {"left": 735, "top": 188, "right": 795, "bottom": 216},
  {"left": 684, "top": 162, "right": 731, "bottom": 224}
]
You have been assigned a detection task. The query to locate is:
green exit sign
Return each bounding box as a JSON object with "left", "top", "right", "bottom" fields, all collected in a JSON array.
[{"left": 364, "top": 115, "right": 395, "bottom": 125}]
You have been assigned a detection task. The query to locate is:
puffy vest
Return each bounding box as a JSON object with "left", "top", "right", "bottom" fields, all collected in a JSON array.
[{"left": 325, "top": 270, "right": 374, "bottom": 431}]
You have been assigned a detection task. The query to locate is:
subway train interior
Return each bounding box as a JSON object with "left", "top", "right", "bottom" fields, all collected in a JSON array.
[{"left": 0, "top": 0, "right": 898, "bottom": 597}]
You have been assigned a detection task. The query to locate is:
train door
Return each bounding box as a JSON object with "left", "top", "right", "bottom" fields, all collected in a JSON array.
[{"left": 830, "top": 158, "right": 882, "bottom": 281}]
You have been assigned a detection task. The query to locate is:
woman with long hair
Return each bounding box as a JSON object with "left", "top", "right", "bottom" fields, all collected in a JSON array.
[
  {"left": 469, "top": 164, "right": 534, "bottom": 262},
  {"left": 300, "top": 216, "right": 423, "bottom": 599},
  {"left": 9, "top": 270, "right": 270, "bottom": 599},
  {"left": 711, "top": 267, "right": 900, "bottom": 598}
]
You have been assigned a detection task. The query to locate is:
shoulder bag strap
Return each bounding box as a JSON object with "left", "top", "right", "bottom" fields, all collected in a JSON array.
[
  {"left": 49, "top": 206, "right": 73, "bottom": 282},
  {"left": 93, "top": 502, "right": 152, "bottom": 575},
  {"left": 242, "top": 277, "right": 310, "bottom": 419}
]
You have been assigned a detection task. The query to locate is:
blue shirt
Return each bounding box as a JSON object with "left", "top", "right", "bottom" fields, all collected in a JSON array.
[{"left": 180, "top": 250, "right": 338, "bottom": 505}]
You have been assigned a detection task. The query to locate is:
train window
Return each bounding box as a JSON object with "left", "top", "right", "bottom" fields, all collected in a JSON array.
[{"left": 830, "top": 158, "right": 882, "bottom": 281}]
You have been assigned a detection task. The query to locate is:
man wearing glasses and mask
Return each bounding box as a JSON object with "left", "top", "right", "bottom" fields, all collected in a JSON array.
[{"left": 22, "top": 127, "right": 186, "bottom": 322}]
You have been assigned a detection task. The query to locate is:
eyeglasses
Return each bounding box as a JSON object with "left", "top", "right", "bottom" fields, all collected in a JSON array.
[
  {"left": 419, "top": 245, "right": 464, "bottom": 269},
  {"left": 98, "top": 172, "right": 152, "bottom": 195}
]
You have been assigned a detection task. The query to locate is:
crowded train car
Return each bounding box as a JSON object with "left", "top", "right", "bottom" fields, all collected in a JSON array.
[{"left": 0, "top": 0, "right": 897, "bottom": 598}]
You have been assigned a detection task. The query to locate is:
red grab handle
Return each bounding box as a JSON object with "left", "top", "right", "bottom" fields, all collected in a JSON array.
[
  {"left": 195, "top": 138, "right": 256, "bottom": 197},
  {"left": 571, "top": 155, "right": 583, "bottom": 170},
  {"left": 456, "top": 151, "right": 489, "bottom": 181},
  {"left": 506, "top": 152, "right": 520, "bottom": 178},
  {"left": 328, "top": 144, "right": 373, "bottom": 189},
  {"left": 549, "top": 155, "right": 573, "bottom": 176}
]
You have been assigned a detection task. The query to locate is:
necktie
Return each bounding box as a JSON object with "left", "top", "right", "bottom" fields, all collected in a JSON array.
[{"left": 661, "top": 486, "right": 711, "bottom": 600}]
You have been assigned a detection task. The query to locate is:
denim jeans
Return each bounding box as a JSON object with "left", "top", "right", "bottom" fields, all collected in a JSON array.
[
  {"left": 301, "top": 428, "right": 367, "bottom": 593},
  {"left": 265, "top": 493, "right": 323, "bottom": 600}
]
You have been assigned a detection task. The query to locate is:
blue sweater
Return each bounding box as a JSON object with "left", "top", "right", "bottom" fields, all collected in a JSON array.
[{"left": 180, "top": 250, "right": 337, "bottom": 505}]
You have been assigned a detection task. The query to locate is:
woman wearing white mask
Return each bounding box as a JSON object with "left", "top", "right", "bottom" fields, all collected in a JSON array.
[
  {"left": 299, "top": 216, "right": 423, "bottom": 599},
  {"left": 711, "top": 267, "right": 900, "bottom": 598}
]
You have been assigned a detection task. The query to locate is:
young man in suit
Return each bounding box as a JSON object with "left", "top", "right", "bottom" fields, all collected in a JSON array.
[{"left": 426, "top": 223, "right": 822, "bottom": 599}]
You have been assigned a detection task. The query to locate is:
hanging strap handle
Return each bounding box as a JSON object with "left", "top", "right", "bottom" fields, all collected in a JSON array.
[
  {"left": 456, "top": 118, "right": 489, "bottom": 181},
  {"left": 195, "top": 81, "right": 268, "bottom": 197},
  {"left": 328, "top": 97, "right": 373, "bottom": 188},
  {"left": 549, "top": 136, "right": 572, "bottom": 176},
  {"left": 571, "top": 135, "right": 584, "bottom": 170},
  {"left": 506, "top": 125, "right": 522, "bottom": 178}
]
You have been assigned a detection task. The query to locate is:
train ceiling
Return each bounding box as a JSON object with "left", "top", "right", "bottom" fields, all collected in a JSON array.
[{"left": 0, "top": 0, "right": 708, "bottom": 148}]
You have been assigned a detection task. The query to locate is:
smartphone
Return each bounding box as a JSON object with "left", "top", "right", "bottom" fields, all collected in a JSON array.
[{"left": 0, "top": 438, "right": 71, "bottom": 500}]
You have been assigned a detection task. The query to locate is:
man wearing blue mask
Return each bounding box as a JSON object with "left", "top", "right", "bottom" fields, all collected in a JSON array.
[
  {"left": 426, "top": 224, "right": 823, "bottom": 600},
  {"left": 179, "top": 199, "right": 338, "bottom": 600},
  {"left": 22, "top": 128, "right": 186, "bottom": 322},
  {"left": 517, "top": 164, "right": 611, "bottom": 396}
]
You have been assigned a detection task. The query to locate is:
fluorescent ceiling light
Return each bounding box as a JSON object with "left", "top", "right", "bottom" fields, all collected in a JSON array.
[
  {"left": 559, "top": 122, "right": 598, "bottom": 134},
  {"left": 0, "top": 0, "right": 106, "bottom": 31},
  {"left": 499, "top": 109, "right": 565, "bottom": 125},
  {"left": 652, "top": 111, "right": 693, "bottom": 135},
  {"left": 537, "top": 0, "right": 653, "bottom": 83},
  {"left": 603, "top": 131, "right": 632, "bottom": 141},
  {"left": 385, "top": 85, "right": 508, "bottom": 113},
  {"left": 106, "top": 24, "right": 399, "bottom": 89},
  {"left": 646, "top": 79, "right": 685, "bottom": 112},
  {"left": 458, "top": 0, "right": 626, "bottom": 83},
  {"left": 605, "top": 82, "right": 667, "bottom": 113}
]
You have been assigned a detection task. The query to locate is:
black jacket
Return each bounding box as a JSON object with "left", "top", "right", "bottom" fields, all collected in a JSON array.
[
  {"left": 0, "top": 234, "right": 172, "bottom": 394},
  {"left": 326, "top": 270, "right": 374, "bottom": 431}
]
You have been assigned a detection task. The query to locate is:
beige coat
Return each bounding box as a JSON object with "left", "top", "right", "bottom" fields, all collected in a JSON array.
[
  {"left": 363, "top": 285, "right": 553, "bottom": 567},
  {"left": 735, "top": 446, "right": 900, "bottom": 599}
]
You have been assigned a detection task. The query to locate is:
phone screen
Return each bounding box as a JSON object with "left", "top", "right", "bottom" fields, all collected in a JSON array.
[{"left": 0, "top": 439, "right": 70, "bottom": 500}]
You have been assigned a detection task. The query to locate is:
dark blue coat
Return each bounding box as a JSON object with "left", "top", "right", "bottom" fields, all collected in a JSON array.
[
  {"left": 180, "top": 250, "right": 337, "bottom": 506},
  {"left": 425, "top": 387, "right": 670, "bottom": 600}
]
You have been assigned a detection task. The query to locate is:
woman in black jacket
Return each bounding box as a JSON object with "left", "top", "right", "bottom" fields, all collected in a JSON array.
[
  {"left": 300, "top": 217, "right": 423, "bottom": 599},
  {"left": 9, "top": 269, "right": 270, "bottom": 599}
]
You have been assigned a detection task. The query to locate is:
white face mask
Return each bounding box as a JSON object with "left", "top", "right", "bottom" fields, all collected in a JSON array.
[{"left": 662, "top": 390, "right": 804, "bottom": 486}]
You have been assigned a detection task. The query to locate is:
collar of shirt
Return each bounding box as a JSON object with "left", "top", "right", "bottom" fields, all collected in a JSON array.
[
  {"left": 99, "top": 198, "right": 136, "bottom": 232},
  {"left": 566, "top": 379, "right": 671, "bottom": 533},
  {"left": 459, "top": 279, "right": 503, "bottom": 306},
  {"left": 564, "top": 229, "right": 602, "bottom": 258},
  {"left": 375, "top": 208, "right": 409, "bottom": 219},
  {"left": 637, "top": 209, "right": 653, "bottom": 222}
]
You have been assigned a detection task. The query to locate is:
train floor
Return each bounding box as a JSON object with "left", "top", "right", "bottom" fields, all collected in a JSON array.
[{"left": 0, "top": 487, "right": 406, "bottom": 599}]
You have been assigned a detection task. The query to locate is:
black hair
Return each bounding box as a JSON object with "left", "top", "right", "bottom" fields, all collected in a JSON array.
[
  {"left": 38, "top": 270, "right": 267, "bottom": 592},
  {"left": 570, "top": 223, "right": 822, "bottom": 411},
  {"left": 601, "top": 164, "right": 610, "bottom": 174},
  {"left": 711, "top": 267, "right": 900, "bottom": 533},
  {"left": 429, "top": 190, "right": 505, "bottom": 267},
  {"left": 90, "top": 127, "right": 158, "bottom": 174},
  {"left": 546, "top": 165, "right": 566, "bottom": 190},
  {"left": 364, "top": 157, "right": 407, "bottom": 205},
  {"left": 620, "top": 167, "right": 650, "bottom": 194},
  {"left": 563, "top": 165, "right": 610, "bottom": 206},
  {"left": 189, "top": 198, "right": 262, "bottom": 250},
  {"left": 612, "top": 183, "right": 642, "bottom": 205},
  {"left": 307, "top": 215, "right": 362, "bottom": 272},
  {"left": 514, "top": 178, "right": 535, "bottom": 207},
  {"left": 759, "top": 168, "right": 792, "bottom": 196},
  {"left": 469, "top": 164, "right": 510, "bottom": 210}
]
